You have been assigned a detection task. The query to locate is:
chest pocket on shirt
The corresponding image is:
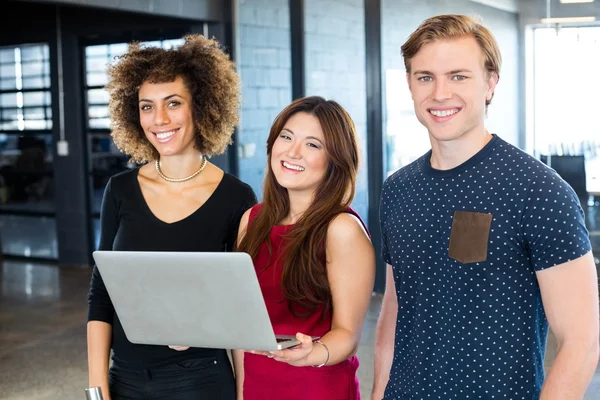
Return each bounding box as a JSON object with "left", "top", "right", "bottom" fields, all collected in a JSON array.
[{"left": 448, "top": 211, "right": 493, "bottom": 264}]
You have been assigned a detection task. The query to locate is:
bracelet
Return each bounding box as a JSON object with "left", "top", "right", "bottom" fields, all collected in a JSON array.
[{"left": 313, "top": 340, "right": 329, "bottom": 368}]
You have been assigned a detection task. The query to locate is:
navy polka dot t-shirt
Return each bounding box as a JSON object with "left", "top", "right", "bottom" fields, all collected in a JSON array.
[{"left": 380, "top": 135, "right": 591, "bottom": 399}]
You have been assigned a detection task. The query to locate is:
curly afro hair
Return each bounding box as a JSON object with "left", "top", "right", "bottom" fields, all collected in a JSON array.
[{"left": 106, "top": 34, "right": 241, "bottom": 163}]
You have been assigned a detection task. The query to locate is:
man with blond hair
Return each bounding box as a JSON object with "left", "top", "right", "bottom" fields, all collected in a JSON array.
[{"left": 373, "top": 14, "right": 599, "bottom": 400}]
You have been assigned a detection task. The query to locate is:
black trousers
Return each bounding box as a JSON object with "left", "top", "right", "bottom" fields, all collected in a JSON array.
[{"left": 109, "top": 350, "right": 235, "bottom": 400}]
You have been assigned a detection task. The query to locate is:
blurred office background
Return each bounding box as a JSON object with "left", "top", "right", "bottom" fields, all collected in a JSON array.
[{"left": 0, "top": 0, "right": 599, "bottom": 398}]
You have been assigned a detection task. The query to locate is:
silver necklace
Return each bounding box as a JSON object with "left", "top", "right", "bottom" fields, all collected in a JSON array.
[{"left": 155, "top": 156, "right": 207, "bottom": 183}]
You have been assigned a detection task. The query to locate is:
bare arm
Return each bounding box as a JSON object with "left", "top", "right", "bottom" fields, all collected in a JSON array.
[
  {"left": 311, "top": 213, "right": 376, "bottom": 365},
  {"left": 231, "top": 209, "right": 252, "bottom": 399},
  {"left": 232, "top": 349, "right": 244, "bottom": 399},
  {"left": 538, "top": 251, "right": 599, "bottom": 399},
  {"left": 371, "top": 264, "right": 397, "bottom": 400},
  {"left": 87, "top": 180, "right": 119, "bottom": 400},
  {"left": 87, "top": 321, "right": 112, "bottom": 400},
  {"left": 236, "top": 208, "right": 251, "bottom": 248}
]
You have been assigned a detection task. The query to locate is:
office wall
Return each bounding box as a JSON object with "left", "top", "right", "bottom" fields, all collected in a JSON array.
[
  {"left": 237, "top": 0, "right": 292, "bottom": 197},
  {"left": 304, "top": 0, "right": 369, "bottom": 222}
]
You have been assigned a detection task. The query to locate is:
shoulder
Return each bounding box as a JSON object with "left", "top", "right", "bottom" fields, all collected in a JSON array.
[
  {"left": 238, "top": 203, "right": 263, "bottom": 233},
  {"left": 110, "top": 167, "right": 139, "bottom": 182},
  {"left": 221, "top": 173, "right": 257, "bottom": 201},
  {"left": 246, "top": 203, "right": 264, "bottom": 223},
  {"left": 490, "top": 140, "right": 585, "bottom": 218},
  {"left": 491, "top": 137, "right": 551, "bottom": 174},
  {"left": 239, "top": 208, "right": 252, "bottom": 232},
  {"left": 503, "top": 145, "right": 580, "bottom": 200},
  {"left": 383, "top": 154, "right": 427, "bottom": 191},
  {"left": 380, "top": 156, "right": 426, "bottom": 213},
  {"left": 106, "top": 167, "right": 140, "bottom": 193},
  {"left": 484, "top": 137, "right": 574, "bottom": 194},
  {"left": 327, "top": 211, "right": 369, "bottom": 244},
  {"left": 211, "top": 173, "right": 257, "bottom": 214}
]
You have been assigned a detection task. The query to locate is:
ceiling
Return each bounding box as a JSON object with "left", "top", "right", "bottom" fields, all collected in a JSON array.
[
  {"left": 521, "top": 0, "right": 600, "bottom": 25},
  {"left": 472, "top": 0, "right": 600, "bottom": 25}
]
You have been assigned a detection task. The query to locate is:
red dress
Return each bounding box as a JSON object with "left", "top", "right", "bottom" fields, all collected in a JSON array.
[{"left": 243, "top": 204, "right": 362, "bottom": 400}]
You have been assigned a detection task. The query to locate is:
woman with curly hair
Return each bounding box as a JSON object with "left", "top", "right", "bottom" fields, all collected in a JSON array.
[
  {"left": 234, "top": 96, "right": 376, "bottom": 399},
  {"left": 87, "top": 34, "right": 256, "bottom": 400}
]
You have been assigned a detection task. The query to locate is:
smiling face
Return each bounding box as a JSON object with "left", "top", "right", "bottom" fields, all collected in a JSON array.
[
  {"left": 138, "top": 76, "right": 197, "bottom": 158},
  {"left": 270, "top": 111, "right": 329, "bottom": 196},
  {"left": 407, "top": 35, "right": 497, "bottom": 144}
]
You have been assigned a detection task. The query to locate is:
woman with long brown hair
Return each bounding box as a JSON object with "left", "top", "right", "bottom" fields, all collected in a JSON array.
[{"left": 234, "top": 96, "right": 375, "bottom": 399}]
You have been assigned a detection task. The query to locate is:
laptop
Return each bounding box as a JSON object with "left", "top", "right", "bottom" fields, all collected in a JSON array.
[{"left": 92, "top": 251, "right": 307, "bottom": 351}]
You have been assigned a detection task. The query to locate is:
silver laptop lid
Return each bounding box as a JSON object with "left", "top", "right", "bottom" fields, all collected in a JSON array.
[{"left": 92, "top": 251, "right": 281, "bottom": 351}]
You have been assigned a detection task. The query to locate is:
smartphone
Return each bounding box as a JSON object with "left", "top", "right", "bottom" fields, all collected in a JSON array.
[{"left": 275, "top": 335, "right": 321, "bottom": 350}]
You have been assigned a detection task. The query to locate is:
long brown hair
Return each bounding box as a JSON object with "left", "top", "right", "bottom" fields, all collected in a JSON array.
[{"left": 237, "top": 96, "right": 359, "bottom": 317}]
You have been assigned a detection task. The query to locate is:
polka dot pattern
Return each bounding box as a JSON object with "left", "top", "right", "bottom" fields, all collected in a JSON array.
[{"left": 380, "top": 136, "right": 591, "bottom": 399}]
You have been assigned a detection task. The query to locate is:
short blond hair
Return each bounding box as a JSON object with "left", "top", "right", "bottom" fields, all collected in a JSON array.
[{"left": 401, "top": 14, "right": 501, "bottom": 106}]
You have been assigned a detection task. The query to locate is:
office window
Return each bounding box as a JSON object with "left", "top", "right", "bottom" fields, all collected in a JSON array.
[
  {"left": 0, "top": 43, "right": 56, "bottom": 260},
  {"left": 0, "top": 44, "right": 51, "bottom": 132},
  {"left": 533, "top": 27, "right": 600, "bottom": 198}
]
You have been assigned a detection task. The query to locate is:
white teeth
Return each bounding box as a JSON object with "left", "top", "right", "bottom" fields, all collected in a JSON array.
[
  {"left": 156, "top": 130, "right": 176, "bottom": 139},
  {"left": 282, "top": 161, "right": 305, "bottom": 171},
  {"left": 430, "top": 109, "right": 458, "bottom": 117}
]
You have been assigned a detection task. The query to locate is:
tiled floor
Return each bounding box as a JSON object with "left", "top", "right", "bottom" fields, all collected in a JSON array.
[
  {"left": 0, "top": 260, "right": 599, "bottom": 400},
  {"left": 0, "top": 262, "right": 90, "bottom": 400}
]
